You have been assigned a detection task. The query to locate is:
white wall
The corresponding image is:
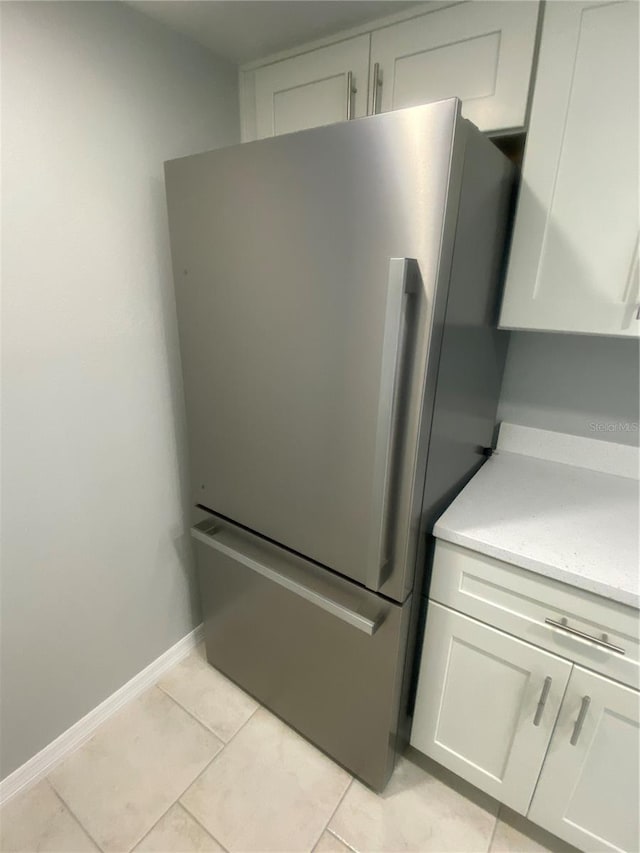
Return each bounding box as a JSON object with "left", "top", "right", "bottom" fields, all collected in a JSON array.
[
  {"left": 499, "top": 332, "right": 640, "bottom": 446},
  {"left": 1, "top": 1, "right": 239, "bottom": 777}
]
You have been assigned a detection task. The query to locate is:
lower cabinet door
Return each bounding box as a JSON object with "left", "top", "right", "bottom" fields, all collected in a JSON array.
[
  {"left": 411, "top": 602, "right": 572, "bottom": 813},
  {"left": 528, "top": 666, "right": 640, "bottom": 853}
]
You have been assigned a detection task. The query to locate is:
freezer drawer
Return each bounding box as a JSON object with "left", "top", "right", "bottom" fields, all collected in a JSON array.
[{"left": 191, "top": 515, "right": 411, "bottom": 791}]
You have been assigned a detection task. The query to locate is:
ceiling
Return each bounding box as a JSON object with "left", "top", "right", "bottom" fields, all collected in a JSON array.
[{"left": 128, "top": 1, "right": 420, "bottom": 64}]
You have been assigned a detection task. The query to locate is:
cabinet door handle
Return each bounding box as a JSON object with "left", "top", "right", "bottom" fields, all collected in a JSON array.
[
  {"left": 346, "top": 71, "right": 356, "bottom": 120},
  {"left": 371, "top": 62, "right": 381, "bottom": 115},
  {"left": 533, "top": 676, "right": 552, "bottom": 726},
  {"left": 622, "top": 233, "right": 639, "bottom": 327},
  {"left": 570, "top": 695, "right": 591, "bottom": 746},
  {"left": 545, "top": 617, "right": 625, "bottom": 654}
]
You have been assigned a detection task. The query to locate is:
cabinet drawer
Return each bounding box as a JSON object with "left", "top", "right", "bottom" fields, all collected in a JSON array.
[{"left": 430, "top": 540, "right": 639, "bottom": 688}]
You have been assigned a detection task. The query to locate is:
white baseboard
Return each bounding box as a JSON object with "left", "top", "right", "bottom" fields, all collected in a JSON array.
[{"left": 0, "top": 623, "right": 204, "bottom": 806}]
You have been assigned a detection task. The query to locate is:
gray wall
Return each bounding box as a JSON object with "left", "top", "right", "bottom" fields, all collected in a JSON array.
[
  {"left": 498, "top": 332, "right": 640, "bottom": 446},
  {"left": 1, "top": 1, "right": 239, "bottom": 778}
]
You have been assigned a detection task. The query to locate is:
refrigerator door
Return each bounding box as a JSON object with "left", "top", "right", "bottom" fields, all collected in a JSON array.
[{"left": 165, "top": 101, "right": 463, "bottom": 598}]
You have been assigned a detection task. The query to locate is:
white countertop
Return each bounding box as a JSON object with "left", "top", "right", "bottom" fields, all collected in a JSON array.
[{"left": 433, "top": 424, "right": 640, "bottom": 609}]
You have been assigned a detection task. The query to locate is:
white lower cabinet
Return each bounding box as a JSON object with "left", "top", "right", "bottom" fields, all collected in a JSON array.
[
  {"left": 529, "top": 666, "right": 640, "bottom": 853},
  {"left": 412, "top": 550, "right": 640, "bottom": 852},
  {"left": 411, "top": 602, "right": 572, "bottom": 814}
]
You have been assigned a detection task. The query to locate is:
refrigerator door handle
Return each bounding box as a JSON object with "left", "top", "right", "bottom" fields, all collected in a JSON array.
[
  {"left": 366, "top": 258, "right": 419, "bottom": 590},
  {"left": 191, "top": 523, "right": 384, "bottom": 636}
]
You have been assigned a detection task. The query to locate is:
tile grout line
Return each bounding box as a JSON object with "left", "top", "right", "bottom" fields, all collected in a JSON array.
[
  {"left": 486, "top": 802, "right": 502, "bottom": 853},
  {"left": 178, "top": 701, "right": 354, "bottom": 853},
  {"left": 325, "top": 828, "right": 359, "bottom": 853},
  {"left": 154, "top": 682, "right": 232, "bottom": 742},
  {"left": 46, "top": 778, "right": 106, "bottom": 853},
  {"left": 45, "top": 673, "right": 258, "bottom": 853},
  {"left": 155, "top": 653, "right": 260, "bottom": 744},
  {"left": 178, "top": 800, "right": 231, "bottom": 853},
  {"left": 310, "top": 776, "right": 354, "bottom": 852},
  {"left": 171, "top": 704, "right": 265, "bottom": 852},
  {"left": 126, "top": 760, "right": 226, "bottom": 853},
  {"left": 127, "top": 703, "right": 261, "bottom": 853}
]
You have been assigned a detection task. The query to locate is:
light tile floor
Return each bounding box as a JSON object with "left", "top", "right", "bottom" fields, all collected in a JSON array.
[{"left": 0, "top": 644, "right": 579, "bottom": 853}]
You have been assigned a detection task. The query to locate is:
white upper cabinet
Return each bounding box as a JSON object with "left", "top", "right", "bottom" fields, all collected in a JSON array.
[
  {"left": 251, "top": 36, "right": 370, "bottom": 139},
  {"left": 369, "top": 1, "right": 540, "bottom": 131},
  {"left": 500, "top": 1, "right": 640, "bottom": 337},
  {"left": 528, "top": 666, "right": 640, "bottom": 853},
  {"left": 241, "top": 2, "right": 540, "bottom": 141}
]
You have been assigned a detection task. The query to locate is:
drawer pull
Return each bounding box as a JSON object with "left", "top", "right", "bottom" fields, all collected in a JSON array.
[
  {"left": 192, "top": 523, "right": 383, "bottom": 636},
  {"left": 545, "top": 617, "right": 625, "bottom": 655},
  {"left": 533, "top": 676, "right": 552, "bottom": 726},
  {"left": 570, "top": 695, "right": 591, "bottom": 746}
]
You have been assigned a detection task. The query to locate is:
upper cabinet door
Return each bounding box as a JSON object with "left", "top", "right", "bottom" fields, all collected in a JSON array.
[
  {"left": 253, "top": 35, "right": 370, "bottom": 139},
  {"left": 500, "top": 1, "right": 640, "bottom": 337},
  {"left": 528, "top": 666, "right": 640, "bottom": 853},
  {"left": 369, "top": 1, "right": 540, "bottom": 132}
]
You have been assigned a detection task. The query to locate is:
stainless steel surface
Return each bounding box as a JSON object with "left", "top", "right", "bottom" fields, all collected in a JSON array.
[
  {"left": 545, "top": 617, "right": 625, "bottom": 655},
  {"left": 533, "top": 676, "right": 552, "bottom": 726},
  {"left": 191, "top": 520, "right": 383, "bottom": 635},
  {"left": 165, "top": 105, "right": 516, "bottom": 790},
  {"left": 570, "top": 695, "right": 591, "bottom": 746},
  {"left": 389, "top": 115, "right": 514, "bottom": 603},
  {"left": 371, "top": 62, "right": 381, "bottom": 115},
  {"left": 193, "top": 511, "right": 410, "bottom": 791},
  {"left": 367, "top": 258, "right": 418, "bottom": 591},
  {"left": 398, "top": 129, "right": 514, "bottom": 744},
  {"left": 346, "top": 70, "right": 355, "bottom": 120},
  {"left": 165, "top": 101, "right": 461, "bottom": 600}
]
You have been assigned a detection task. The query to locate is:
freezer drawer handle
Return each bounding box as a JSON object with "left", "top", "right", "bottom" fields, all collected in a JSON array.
[
  {"left": 544, "top": 617, "right": 625, "bottom": 654},
  {"left": 366, "top": 257, "right": 419, "bottom": 590},
  {"left": 191, "top": 525, "right": 383, "bottom": 636}
]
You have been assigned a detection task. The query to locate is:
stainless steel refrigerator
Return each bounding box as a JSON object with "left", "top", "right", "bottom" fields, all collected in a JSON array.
[{"left": 164, "top": 99, "right": 514, "bottom": 791}]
